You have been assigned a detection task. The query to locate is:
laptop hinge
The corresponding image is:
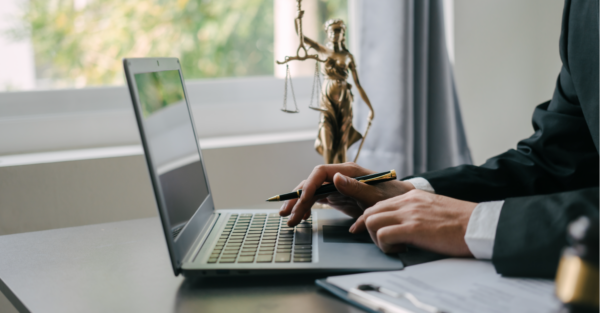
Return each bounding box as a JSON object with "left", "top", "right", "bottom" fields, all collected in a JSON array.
[{"left": 182, "top": 212, "right": 220, "bottom": 265}]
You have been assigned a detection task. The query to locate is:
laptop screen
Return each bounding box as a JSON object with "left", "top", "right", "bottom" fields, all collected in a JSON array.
[{"left": 134, "top": 70, "right": 210, "bottom": 239}]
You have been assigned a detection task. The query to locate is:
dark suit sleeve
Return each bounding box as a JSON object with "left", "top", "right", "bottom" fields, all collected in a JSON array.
[
  {"left": 492, "top": 187, "right": 599, "bottom": 278},
  {"left": 416, "top": 96, "right": 598, "bottom": 202},
  {"left": 407, "top": 0, "right": 599, "bottom": 277}
]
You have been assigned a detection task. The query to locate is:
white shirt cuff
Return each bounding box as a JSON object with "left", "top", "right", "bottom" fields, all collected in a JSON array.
[
  {"left": 404, "top": 177, "right": 436, "bottom": 193},
  {"left": 464, "top": 201, "right": 504, "bottom": 259}
]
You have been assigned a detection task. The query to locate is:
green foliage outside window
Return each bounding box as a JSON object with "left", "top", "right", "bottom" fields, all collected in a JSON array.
[{"left": 8, "top": 0, "right": 347, "bottom": 89}]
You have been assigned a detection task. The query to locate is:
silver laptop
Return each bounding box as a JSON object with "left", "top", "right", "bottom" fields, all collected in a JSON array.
[{"left": 123, "top": 57, "right": 404, "bottom": 276}]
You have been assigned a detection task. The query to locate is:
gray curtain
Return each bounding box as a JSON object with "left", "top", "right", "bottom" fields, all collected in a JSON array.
[{"left": 348, "top": 0, "right": 472, "bottom": 177}]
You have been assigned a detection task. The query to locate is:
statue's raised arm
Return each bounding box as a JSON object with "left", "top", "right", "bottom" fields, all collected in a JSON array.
[{"left": 294, "top": 21, "right": 329, "bottom": 55}]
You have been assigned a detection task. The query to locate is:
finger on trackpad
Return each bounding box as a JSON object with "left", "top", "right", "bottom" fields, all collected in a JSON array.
[{"left": 322, "top": 225, "right": 373, "bottom": 243}]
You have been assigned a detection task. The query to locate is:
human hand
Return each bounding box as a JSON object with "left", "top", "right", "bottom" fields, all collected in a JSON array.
[
  {"left": 279, "top": 162, "right": 415, "bottom": 226},
  {"left": 350, "top": 190, "right": 477, "bottom": 257}
]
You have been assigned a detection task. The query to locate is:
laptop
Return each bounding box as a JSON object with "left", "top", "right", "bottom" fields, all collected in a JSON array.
[{"left": 123, "top": 57, "right": 404, "bottom": 276}]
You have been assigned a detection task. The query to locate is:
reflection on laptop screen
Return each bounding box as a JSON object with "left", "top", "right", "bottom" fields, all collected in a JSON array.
[{"left": 134, "top": 70, "right": 210, "bottom": 239}]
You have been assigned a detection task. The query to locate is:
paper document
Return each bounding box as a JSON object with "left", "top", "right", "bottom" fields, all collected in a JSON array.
[{"left": 326, "top": 259, "right": 561, "bottom": 313}]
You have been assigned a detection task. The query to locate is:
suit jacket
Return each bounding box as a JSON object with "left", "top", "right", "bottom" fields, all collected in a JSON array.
[{"left": 416, "top": 0, "right": 599, "bottom": 277}]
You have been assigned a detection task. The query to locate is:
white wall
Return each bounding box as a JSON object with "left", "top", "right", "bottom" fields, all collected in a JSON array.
[
  {"left": 0, "top": 140, "right": 322, "bottom": 235},
  {"left": 454, "top": 0, "right": 564, "bottom": 165}
]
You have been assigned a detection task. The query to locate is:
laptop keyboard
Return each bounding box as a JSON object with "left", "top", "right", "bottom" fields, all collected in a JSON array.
[{"left": 208, "top": 213, "right": 313, "bottom": 264}]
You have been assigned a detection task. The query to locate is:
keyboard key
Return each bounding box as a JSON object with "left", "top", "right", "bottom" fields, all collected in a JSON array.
[
  {"left": 294, "top": 249, "right": 311, "bottom": 254},
  {"left": 277, "top": 245, "right": 292, "bottom": 250},
  {"left": 275, "top": 253, "right": 291, "bottom": 262},
  {"left": 260, "top": 243, "right": 275, "bottom": 247},
  {"left": 237, "top": 256, "right": 254, "bottom": 263},
  {"left": 208, "top": 258, "right": 218, "bottom": 263},
  {"left": 264, "top": 230, "right": 278, "bottom": 234},
  {"left": 257, "top": 255, "right": 273, "bottom": 262},
  {"left": 277, "top": 249, "right": 292, "bottom": 253},
  {"left": 293, "top": 257, "right": 312, "bottom": 263},
  {"left": 258, "top": 250, "right": 274, "bottom": 254},
  {"left": 240, "top": 252, "right": 256, "bottom": 257},
  {"left": 294, "top": 244, "right": 312, "bottom": 250},
  {"left": 294, "top": 228, "right": 312, "bottom": 245},
  {"left": 262, "top": 235, "right": 277, "bottom": 239}
]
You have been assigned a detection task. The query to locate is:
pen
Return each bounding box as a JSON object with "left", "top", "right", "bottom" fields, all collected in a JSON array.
[{"left": 266, "top": 170, "right": 396, "bottom": 202}]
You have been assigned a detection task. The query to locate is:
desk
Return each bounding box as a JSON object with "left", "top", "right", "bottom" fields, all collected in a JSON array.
[{"left": 0, "top": 217, "right": 444, "bottom": 313}]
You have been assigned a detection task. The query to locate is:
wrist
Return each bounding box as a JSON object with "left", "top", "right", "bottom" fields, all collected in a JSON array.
[
  {"left": 399, "top": 180, "right": 416, "bottom": 192},
  {"left": 392, "top": 180, "right": 415, "bottom": 194}
]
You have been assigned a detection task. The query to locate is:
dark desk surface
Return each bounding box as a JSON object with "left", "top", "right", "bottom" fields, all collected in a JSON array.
[{"left": 0, "top": 217, "right": 444, "bottom": 313}]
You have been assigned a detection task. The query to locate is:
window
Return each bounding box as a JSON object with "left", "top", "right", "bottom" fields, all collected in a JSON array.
[{"left": 0, "top": 0, "right": 349, "bottom": 156}]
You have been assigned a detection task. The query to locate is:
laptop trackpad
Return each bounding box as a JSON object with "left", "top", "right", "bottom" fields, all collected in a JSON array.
[{"left": 322, "top": 225, "right": 373, "bottom": 243}]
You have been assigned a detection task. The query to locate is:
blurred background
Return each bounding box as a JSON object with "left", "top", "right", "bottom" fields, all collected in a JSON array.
[
  {"left": 0, "top": 0, "right": 564, "bottom": 228},
  {"left": 0, "top": 0, "right": 564, "bottom": 231}
]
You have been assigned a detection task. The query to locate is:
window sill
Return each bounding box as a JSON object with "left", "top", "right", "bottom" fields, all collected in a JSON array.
[{"left": 0, "top": 129, "right": 316, "bottom": 168}]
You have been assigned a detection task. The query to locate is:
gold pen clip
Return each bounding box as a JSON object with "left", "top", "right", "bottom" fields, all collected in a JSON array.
[{"left": 359, "top": 170, "right": 397, "bottom": 183}]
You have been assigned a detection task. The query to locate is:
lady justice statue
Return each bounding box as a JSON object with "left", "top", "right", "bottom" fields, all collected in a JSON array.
[{"left": 277, "top": 1, "right": 374, "bottom": 164}]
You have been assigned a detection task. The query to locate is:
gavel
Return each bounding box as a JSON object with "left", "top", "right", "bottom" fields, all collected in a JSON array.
[{"left": 555, "top": 216, "right": 599, "bottom": 313}]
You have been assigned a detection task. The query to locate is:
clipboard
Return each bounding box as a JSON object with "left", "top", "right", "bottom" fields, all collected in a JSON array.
[
  {"left": 316, "top": 278, "right": 380, "bottom": 313},
  {"left": 315, "top": 259, "right": 560, "bottom": 313}
]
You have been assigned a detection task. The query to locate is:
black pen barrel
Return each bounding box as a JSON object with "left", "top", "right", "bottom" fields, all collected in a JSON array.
[{"left": 266, "top": 170, "right": 396, "bottom": 202}]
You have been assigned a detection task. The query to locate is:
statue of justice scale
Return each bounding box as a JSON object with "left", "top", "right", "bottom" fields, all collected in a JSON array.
[{"left": 277, "top": 0, "right": 374, "bottom": 164}]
